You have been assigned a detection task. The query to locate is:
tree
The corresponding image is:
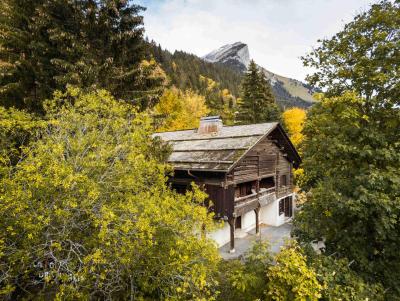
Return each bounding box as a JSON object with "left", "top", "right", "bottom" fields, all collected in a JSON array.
[
  {"left": 293, "top": 92, "right": 400, "bottom": 297},
  {"left": 0, "top": 106, "right": 44, "bottom": 167},
  {"left": 0, "top": 87, "right": 220, "bottom": 300},
  {"left": 295, "top": 1, "right": 400, "bottom": 297},
  {"left": 198, "top": 76, "right": 236, "bottom": 124},
  {"left": 220, "top": 88, "right": 236, "bottom": 125},
  {"left": 307, "top": 252, "right": 384, "bottom": 301},
  {"left": 282, "top": 107, "right": 306, "bottom": 149},
  {"left": 237, "top": 60, "right": 280, "bottom": 124},
  {"left": 302, "top": 0, "right": 399, "bottom": 106},
  {"left": 217, "top": 241, "right": 272, "bottom": 301},
  {"left": 0, "top": 0, "right": 165, "bottom": 113},
  {"left": 154, "top": 87, "right": 209, "bottom": 132},
  {"left": 0, "top": 0, "right": 46, "bottom": 112},
  {"left": 282, "top": 107, "right": 307, "bottom": 184},
  {"left": 265, "top": 242, "right": 322, "bottom": 301},
  {"left": 199, "top": 75, "right": 224, "bottom": 114},
  {"left": 146, "top": 41, "right": 243, "bottom": 100},
  {"left": 218, "top": 241, "right": 323, "bottom": 301}
]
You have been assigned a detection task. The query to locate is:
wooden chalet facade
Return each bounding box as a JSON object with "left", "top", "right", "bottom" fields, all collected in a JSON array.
[{"left": 154, "top": 116, "right": 301, "bottom": 253}]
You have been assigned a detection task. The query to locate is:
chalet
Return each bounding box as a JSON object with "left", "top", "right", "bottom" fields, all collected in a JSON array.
[{"left": 154, "top": 116, "right": 301, "bottom": 253}]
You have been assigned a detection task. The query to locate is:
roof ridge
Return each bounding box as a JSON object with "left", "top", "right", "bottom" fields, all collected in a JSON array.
[{"left": 154, "top": 121, "right": 278, "bottom": 134}]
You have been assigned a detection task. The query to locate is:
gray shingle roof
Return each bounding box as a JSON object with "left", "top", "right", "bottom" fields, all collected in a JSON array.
[{"left": 153, "top": 122, "right": 278, "bottom": 172}]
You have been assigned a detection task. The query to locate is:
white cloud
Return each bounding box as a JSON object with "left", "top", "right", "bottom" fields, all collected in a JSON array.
[{"left": 139, "top": 0, "right": 375, "bottom": 81}]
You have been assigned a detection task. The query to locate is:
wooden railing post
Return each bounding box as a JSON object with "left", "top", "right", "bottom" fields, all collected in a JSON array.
[
  {"left": 228, "top": 217, "right": 236, "bottom": 253},
  {"left": 254, "top": 207, "right": 260, "bottom": 234}
]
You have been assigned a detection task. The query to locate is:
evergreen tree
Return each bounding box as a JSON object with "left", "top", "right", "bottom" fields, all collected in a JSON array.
[
  {"left": 257, "top": 71, "right": 281, "bottom": 122},
  {"left": 236, "top": 60, "right": 280, "bottom": 124},
  {"left": 0, "top": 0, "right": 162, "bottom": 113},
  {"left": 0, "top": 0, "right": 46, "bottom": 112},
  {"left": 146, "top": 41, "right": 243, "bottom": 99}
]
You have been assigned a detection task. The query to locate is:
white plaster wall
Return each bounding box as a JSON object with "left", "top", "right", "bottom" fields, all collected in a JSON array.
[
  {"left": 209, "top": 194, "right": 295, "bottom": 247},
  {"left": 241, "top": 210, "right": 256, "bottom": 231},
  {"left": 260, "top": 199, "right": 278, "bottom": 226},
  {"left": 208, "top": 222, "right": 230, "bottom": 247},
  {"left": 260, "top": 193, "right": 295, "bottom": 226}
]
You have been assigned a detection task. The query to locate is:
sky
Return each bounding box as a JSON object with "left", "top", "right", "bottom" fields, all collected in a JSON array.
[{"left": 137, "top": 0, "right": 376, "bottom": 81}]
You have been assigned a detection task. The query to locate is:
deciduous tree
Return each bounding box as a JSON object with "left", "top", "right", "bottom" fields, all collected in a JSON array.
[
  {"left": 307, "top": 251, "right": 384, "bottom": 301},
  {"left": 265, "top": 242, "right": 321, "bottom": 301},
  {"left": 154, "top": 87, "right": 209, "bottom": 132},
  {"left": 295, "top": 1, "right": 400, "bottom": 297},
  {"left": 294, "top": 92, "right": 400, "bottom": 297},
  {"left": 0, "top": 87, "right": 220, "bottom": 300},
  {"left": 217, "top": 242, "right": 272, "bottom": 301},
  {"left": 282, "top": 107, "right": 306, "bottom": 149},
  {"left": 302, "top": 0, "right": 399, "bottom": 106}
]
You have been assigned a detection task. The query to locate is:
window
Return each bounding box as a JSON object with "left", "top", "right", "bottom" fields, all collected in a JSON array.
[
  {"left": 279, "top": 197, "right": 293, "bottom": 217},
  {"left": 285, "top": 196, "right": 293, "bottom": 217},
  {"left": 235, "top": 181, "right": 256, "bottom": 198},
  {"left": 279, "top": 199, "right": 284, "bottom": 215},
  {"left": 280, "top": 174, "right": 287, "bottom": 187},
  {"left": 235, "top": 216, "right": 242, "bottom": 229},
  {"left": 259, "top": 177, "right": 275, "bottom": 189}
]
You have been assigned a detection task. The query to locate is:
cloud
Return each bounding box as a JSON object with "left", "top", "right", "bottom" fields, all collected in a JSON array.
[{"left": 138, "top": 0, "right": 375, "bottom": 81}]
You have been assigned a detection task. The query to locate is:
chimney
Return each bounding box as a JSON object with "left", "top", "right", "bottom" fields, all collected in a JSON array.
[{"left": 197, "top": 116, "right": 223, "bottom": 134}]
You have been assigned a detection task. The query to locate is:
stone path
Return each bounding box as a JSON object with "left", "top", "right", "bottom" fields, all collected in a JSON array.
[{"left": 219, "top": 222, "right": 292, "bottom": 260}]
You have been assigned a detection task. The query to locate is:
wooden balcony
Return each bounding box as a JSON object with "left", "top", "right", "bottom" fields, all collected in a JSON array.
[
  {"left": 276, "top": 186, "right": 293, "bottom": 199},
  {"left": 234, "top": 187, "right": 276, "bottom": 216},
  {"left": 258, "top": 187, "right": 276, "bottom": 206}
]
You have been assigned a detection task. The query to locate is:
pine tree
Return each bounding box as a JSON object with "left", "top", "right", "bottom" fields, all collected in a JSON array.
[
  {"left": 0, "top": 0, "right": 161, "bottom": 114},
  {"left": 0, "top": 0, "right": 46, "bottom": 112},
  {"left": 236, "top": 60, "right": 280, "bottom": 124},
  {"left": 257, "top": 70, "right": 281, "bottom": 122}
]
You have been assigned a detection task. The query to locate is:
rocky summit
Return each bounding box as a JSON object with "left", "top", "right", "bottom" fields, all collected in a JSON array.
[
  {"left": 203, "top": 42, "right": 250, "bottom": 73},
  {"left": 203, "top": 42, "right": 316, "bottom": 108}
]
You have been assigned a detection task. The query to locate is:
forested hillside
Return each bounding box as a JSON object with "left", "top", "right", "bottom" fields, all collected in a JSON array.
[
  {"left": 147, "top": 41, "right": 242, "bottom": 97},
  {"left": 147, "top": 41, "right": 312, "bottom": 109}
]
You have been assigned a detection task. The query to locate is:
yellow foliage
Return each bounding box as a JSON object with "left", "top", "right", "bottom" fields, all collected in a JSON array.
[
  {"left": 0, "top": 87, "right": 220, "bottom": 300},
  {"left": 266, "top": 242, "right": 322, "bottom": 300},
  {"left": 154, "top": 87, "right": 209, "bottom": 131},
  {"left": 282, "top": 107, "right": 306, "bottom": 148},
  {"left": 199, "top": 75, "right": 219, "bottom": 91}
]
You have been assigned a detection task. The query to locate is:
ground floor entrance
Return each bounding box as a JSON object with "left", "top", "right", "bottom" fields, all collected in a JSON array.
[
  {"left": 279, "top": 196, "right": 293, "bottom": 218},
  {"left": 209, "top": 194, "right": 295, "bottom": 252}
]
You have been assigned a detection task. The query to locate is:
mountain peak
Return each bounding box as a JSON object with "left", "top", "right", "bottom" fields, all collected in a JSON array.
[
  {"left": 202, "top": 42, "right": 316, "bottom": 107},
  {"left": 203, "top": 42, "right": 250, "bottom": 72}
]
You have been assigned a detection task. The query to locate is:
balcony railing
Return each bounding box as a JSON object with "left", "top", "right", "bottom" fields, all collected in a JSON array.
[
  {"left": 258, "top": 187, "right": 276, "bottom": 206},
  {"left": 234, "top": 192, "right": 258, "bottom": 206},
  {"left": 234, "top": 187, "right": 276, "bottom": 208},
  {"left": 258, "top": 187, "right": 275, "bottom": 196},
  {"left": 277, "top": 186, "right": 293, "bottom": 198}
]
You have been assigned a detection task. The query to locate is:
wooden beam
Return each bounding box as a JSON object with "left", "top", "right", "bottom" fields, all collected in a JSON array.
[
  {"left": 254, "top": 207, "right": 260, "bottom": 234},
  {"left": 174, "top": 167, "right": 227, "bottom": 172},
  {"left": 170, "top": 160, "right": 234, "bottom": 164},
  {"left": 228, "top": 217, "right": 236, "bottom": 253},
  {"left": 172, "top": 147, "right": 248, "bottom": 152},
  {"left": 163, "top": 134, "right": 264, "bottom": 142}
]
